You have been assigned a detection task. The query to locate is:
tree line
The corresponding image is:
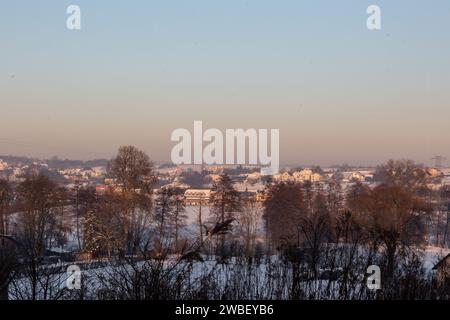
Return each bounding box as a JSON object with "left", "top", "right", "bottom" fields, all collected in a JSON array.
[{"left": 0, "top": 147, "right": 449, "bottom": 300}]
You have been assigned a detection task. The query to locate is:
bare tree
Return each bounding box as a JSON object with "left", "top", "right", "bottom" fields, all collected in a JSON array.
[
  {"left": 263, "top": 182, "right": 306, "bottom": 247},
  {"left": 154, "top": 187, "right": 175, "bottom": 242},
  {"left": 373, "top": 159, "right": 430, "bottom": 189},
  {"left": 76, "top": 188, "right": 97, "bottom": 251},
  {"left": 349, "top": 183, "right": 430, "bottom": 279},
  {"left": 108, "top": 145, "right": 155, "bottom": 193},
  {"left": 236, "top": 194, "right": 262, "bottom": 257},
  {"left": 0, "top": 179, "right": 12, "bottom": 236},
  {"left": 0, "top": 179, "right": 14, "bottom": 299},
  {"left": 0, "top": 237, "right": 19, "bottom": 300},
  {"left": 210, "top": 174, "right": 241, "bottom": 224},
  {"left": 298, "top": 188, "right": 333, "bottom": 279},
  {"left": 209, "top": 173, "right": 241, "bottom": 259},
  {"left": 90, "top": 193, "right": 121, "bottom": 258},
  {"left": 12, "top": 173, "right": 67, "bottom": 300},
  {"left": 170, "top": 188, "right": 187, "bottom": 251},
  {"left": 108, "top": 146, "right": 156, "bottom": 255}
]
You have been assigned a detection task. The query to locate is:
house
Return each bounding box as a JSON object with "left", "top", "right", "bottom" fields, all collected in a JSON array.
[
  {"left": 255, "top": 190, "right": 266, "bottom": 202},
  {"left": 245, "top": 171, "right": 262, "bottom": 184},
  {"left": 274, "top": 172, "right": 294, "bottom": 182},
  {"left": 342, "top": 171, "right": 366, "bottom": 183},
  {"left": 427, "top": 168, "right": 442, "bottom": 178},
  {"left": 184, "top": 189, "right": 211, "bottom": 206},
  {"left": 292, "top": 169, "right": 322, "bottom": 183},
  {"left": 432, "top": 253, "right": 450, "bottom": 287},
  {"left": 0, "top": 160, "right": 8, "bottom": 171}
]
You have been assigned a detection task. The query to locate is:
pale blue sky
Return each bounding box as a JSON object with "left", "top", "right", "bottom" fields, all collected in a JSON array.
[{"left": 1, "top": 1, "right": 449, "bottom": 166}]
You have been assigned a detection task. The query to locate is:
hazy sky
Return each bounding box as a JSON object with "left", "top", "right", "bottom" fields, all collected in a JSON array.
[{"left": 1, "top": 1, "right": 450, "bottom": 166}]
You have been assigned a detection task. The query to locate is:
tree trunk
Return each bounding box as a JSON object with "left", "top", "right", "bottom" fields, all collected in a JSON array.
[{"left": 198, "top": 201, "right": 203, "bottom": 245}]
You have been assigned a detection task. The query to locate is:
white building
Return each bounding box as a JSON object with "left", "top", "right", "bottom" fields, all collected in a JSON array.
[
  {"left": 342, "top": 171, "right": 366, "bottom": 183},
  {"left": 184, "top": 189, "right": 211, "bottom": 206},
  {"left": 292, "top": 169, "right": 322, "bottom": 182},
  {"left": 0, "top": 160, "right": 8, "bottom": 171}
]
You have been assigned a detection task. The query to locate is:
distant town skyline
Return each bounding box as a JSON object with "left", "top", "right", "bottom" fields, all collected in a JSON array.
[
  {"left": 0, "top": 152, "right": 447, "bottom": 170},
  {"left": 1, "top": 1, "right": 450, "bottom": 166}
]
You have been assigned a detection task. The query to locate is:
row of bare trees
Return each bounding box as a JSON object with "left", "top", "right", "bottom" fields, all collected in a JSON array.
[
  {"left": 1, "top": 152, "right": 449, "bottom": 299},
  {"left": 262, "top": 160, "right": 449, "bottom": 298}
]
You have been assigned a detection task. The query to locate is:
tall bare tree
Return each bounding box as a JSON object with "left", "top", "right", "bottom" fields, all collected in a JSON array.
[
  {"left": 348, "top": 183, "right": 430, "bottom": 279},
  {"left": 13, "top": 173, "right": 67, "bottom": 299},
  {"left": 154, "top": 187, "right": 175, "bottom": 242},
  {"left": 210, "top": 173, "right": 241, "bottom": 223},
  {"left": 0, "top": 181, "right": 17, "bottom": 300},
  {"left": 108, "top": 146, "right": 156, "bottom": 255},
  {"left": 108, "top": 145, "right": 155, "bottom": 193},
  {"left": 170, "top": 188, "right": 187, "bottom": 250},
  {"left": 374, "top": 159, "right": 429, "bottom": 190},
  {"left": 263, "top": 182, "right": 306, "bottom": 247},
  {"left": 210, "top": 173, "right": 241, "bottom": 258},
  {"left": 0, "top": 179, "right": 12, "bottom": 236},
  {"left": 237, "top": 194, "right": 262, "bottom": 257}
]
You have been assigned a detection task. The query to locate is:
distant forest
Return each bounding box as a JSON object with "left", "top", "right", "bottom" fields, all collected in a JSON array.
[{"left": 0, "top": 155, "right": 109, "bottom": 169}]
